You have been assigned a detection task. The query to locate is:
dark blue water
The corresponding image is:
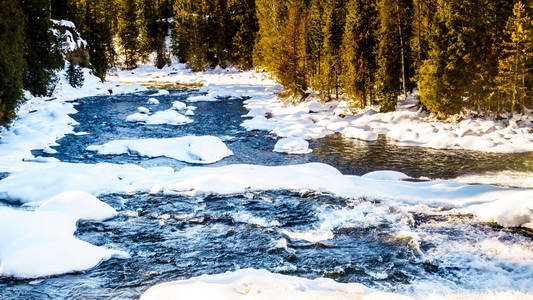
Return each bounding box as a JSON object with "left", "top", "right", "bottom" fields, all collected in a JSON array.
[{"left": 1, "top": 89, "right": 532, "bottom": 299}]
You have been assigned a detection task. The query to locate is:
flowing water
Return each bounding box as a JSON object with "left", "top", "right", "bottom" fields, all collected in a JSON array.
[{"left": 1, "top": 89, "right": 532, "bottom": 299}]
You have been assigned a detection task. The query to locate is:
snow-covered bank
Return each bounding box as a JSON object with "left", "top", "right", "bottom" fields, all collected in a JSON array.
[
  {"left": 87, "top": 136, "right": 233, "bottom": 164},
  {"left": 110, "top": 63, "right": 533, "bottom": 154},
  {"left": 1, "top": 162, "right": 532, "bottom": 229},
  {"left": 0, "top": 67, "right": 146, "bottom": 171},
  {"left": 0, "top": 191, "right": 127, "bottom": 278},
  {"left": 243, "top": 95, "right": 533, "bottom": 153},
  {"left": 140, "top": 268, "right": 533, "bottom": 300}
]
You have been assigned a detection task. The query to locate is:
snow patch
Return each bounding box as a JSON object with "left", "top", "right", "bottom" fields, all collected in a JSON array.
[
  {"left": 274, "top": 137, "right": 312, "bottom": 154},
  {"left": 87, "top": 136, "right": 233, "bottom": 164},
  {"left": 126, "top": 109, "right": 193, "bottom": 125}
]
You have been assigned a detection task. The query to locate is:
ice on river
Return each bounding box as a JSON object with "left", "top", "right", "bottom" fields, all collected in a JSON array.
[
  {"left": 0, "top": 191, "right": 127, "bottom": 278},
  {"left": 1, "top": 162, "right": 532, "bottom": 229},
  {"left": 87, "top": 136, "right": 233, "bottom": 164}
]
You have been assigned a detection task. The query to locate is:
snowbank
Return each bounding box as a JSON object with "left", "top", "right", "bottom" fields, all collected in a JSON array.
[
  {"left": 126, "top": 109, "right": 193, "bottom": 125},
  {"left": 36, "top": 190, "right": 117, "bottom": 221},
  {"left": 274, "top": 137, "right": 312, "bottom": 154},
  {"left": 242, "top": 93, "right": 533, "bottom": 153},
  {"left": 2, "top": 162, "right": 531, "bottom": 229},
  {"left": 140, "top": 268, "right": 533, "bottom": 300},
  {"left": 0, "top": 191, "right": 126, "bottom": 278},
  {"left": 87, "top": 136, "right": 233, "bottom": 164},
  {"left": 140, "top": 268, "right": 368, "bottom": 300}
]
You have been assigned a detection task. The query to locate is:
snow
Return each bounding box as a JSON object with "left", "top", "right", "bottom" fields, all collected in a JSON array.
[
  {"left": 140, "top": 268, "right": 533, "bottom": 300},
  {"left": 0, "top": 194, "right": 127, "bottom": 278},
  {"left": 87, "top": 136, "right": 233, "bottom": 164},
  {"left": 148, "top": 98, "right": 160, "bottom": 105},
  {"left": 3, "top": 161, "right": 530, "bottom": 229},
  {"left": 241, "top": 93, "right": 533, "bottom": 153},
  {"left": 153, "top": 89, "right": 170, "bottom": 96},
  {"left": 126, "top": 109, "right": 193, "bottom": 125},
  {"left": 171, "top": 101, "right": 187, "bottom": 110},
  {"left": 453, "top": 171, "right": 533, "bottom": 189},
  {"left": 35, "top": 190, "right": 117, "bottom": 222},
  {"left": 140, "top": 268, "right": 368, "bottom": 300},
  {"left": 274, "top": 137, "right": 312, "bottom": 154},
  {"left": 138, "top": 106, "right": 150, "bottom": 114}
]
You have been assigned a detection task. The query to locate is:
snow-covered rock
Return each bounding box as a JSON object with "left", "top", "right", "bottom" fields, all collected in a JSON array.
[
  {"left": 126, "top": 109, "right": 193, "bottom": 125},
  {"left": 36, "top": 190, "right": 117, "bottom": 222},
  {"left": 87, "top": 136, "right": 233, "bottom": 164},
  {"left": 274, "top": 137, "right": 312, "bottom": 154},
  {"left": 171, "top": 101, "right": 187, "bottom": 110},
  {"left": 147, "top": 98, "right": 160, "bottom": 105},
  {"left": 153, "top": 89, "right": 170, "bottom": 96},
  {"left": 138, "top": 106, "right": 150, "bottom": 114},
  {"left": 0, "top": 205, "right": 127, "bottom": 279}
]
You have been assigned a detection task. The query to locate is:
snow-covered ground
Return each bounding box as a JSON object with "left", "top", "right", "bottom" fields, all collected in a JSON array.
[{"left": 1, "top": 60, "right": 533, "bottom": 299}]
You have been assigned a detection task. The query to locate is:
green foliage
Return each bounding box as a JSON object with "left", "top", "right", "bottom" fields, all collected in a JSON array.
[
  {"left": 66, "top": 60, "right": 85, "bottom": 88},
  {"left": 375, "top": 0, "right": 412, "bottom": 112},
  {"left": 228, "top": 0, "right": 257, "bottom": 70},
  {"left": 320, "top": 0, "right": 346, "bottom": 100},
  {"left": 417, "top": 0, "right": 468, "bottom": 116},
  {"left": 340, "top": 0, "right": 378, "bottom": 108},
  {"left": 276, "top": 0, "right": 308, "bottom": 100},
  {"left": 0, "top": 0, "right": 26, "bottom": 127},
  {"left": 497, "top": 1, "right": 532, "bottom": 114},
  {"left": 118, "top": 0, "right": 140, "bottom": 69},
  {"left": 21, "top": 0, "right": 64, "bottom": 96}
]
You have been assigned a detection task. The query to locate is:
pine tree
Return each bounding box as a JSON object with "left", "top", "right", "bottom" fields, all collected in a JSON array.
[
  {"left": 118, "top": 0, "right": 140, "bottom": 69},
  {"left": 320, "top": 0, "right": 346, "bottom": 101},
  {"left": 375, "top": 0, "right": 412, "bottom": 112},
  {"left": 171, "top": 0, "right": 193, "bottom": 63},
  {"left": 277, "top": 0, "right": 308, "bottom": 100},
  {"left": 417, "top": 0, "right": 470, "bottom": 116},
  {"left": 66, "top": 59, "right": 85, "bottom": 88},
  {"left": 306, "top": 0, "right": 324, "bottom": 91},
  {"left": 21, "top": 0, "right": 64, "bottom": 96},
  {"left": 254, "top": 0, "right": 287, "bottom": 72},
  {"left": 85, "top": 0, "right": 111, "bottom": 79},
  {"left": 139, "top": 0, "right": 160, "bottom": 62},
  {"left": 340, "top": 0, "right": 378, "bottom": 108},
  {"left": 0, "top": 0, "right": 26, "bottom": 127},
  {"left": 228, "top": 0, "right": 257, "bottom": 69},
  {"left": 497, "top": 1, "right": 532, "bottom": 115}
]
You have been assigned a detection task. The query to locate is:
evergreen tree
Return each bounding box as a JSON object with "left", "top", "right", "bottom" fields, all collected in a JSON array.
[
  {"left": 66, "top": 59, "right": 85, "bottom": 88},
  {"left": 85, "top": 0, "right": 112, "bottom": 79},
  {"left": 254, "top": 0, "right": 287, "bottom": 72},
  {"left": 228, "top": 0, "right": 257, "bottom": 69},
  {"left": 21, "top": 0, "right": 64, "bottom": 96},
  {"left": 417, "top": 0, "right": 470, "bottom": 116},
  {"left": 277, "top": 0, "right": 308, "bottom": 100},
  {"left": 118, "top": 0, "right": 140, "bottom": 69},
  {"left": 375, "top": 0, "right": 412, "bottom": 112},
  {"left": 139, "top": 0, "right": 160, "bottom": 62},
  {"left": 171, "top": 0, "right": 193, "bottom": 63},
  {"left": 320, "top": 0, "right": 346, "bottom": 101},
  {"left": 497, "top": 1, "right": 532, "bottom": 115},
  {"left": 340, "top": 0, "right": 378, "bottom": 108},
  {"left": 0, "top": 0, "right": 26, "bottom": 127},
  {"left": 306, "top": 0, "right": 324, "bottom": 91}
]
